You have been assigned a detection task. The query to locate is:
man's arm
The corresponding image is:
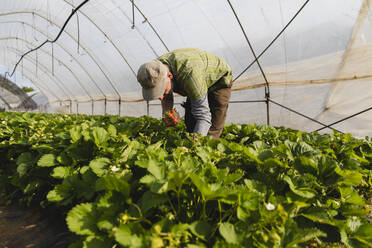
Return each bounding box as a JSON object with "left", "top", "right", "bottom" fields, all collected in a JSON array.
[
  {"left": 161, "top": 92, "right": 174, "bottom": 118},
  {"left": 191, "top": 94, "right": 212, "bottom": 136}
]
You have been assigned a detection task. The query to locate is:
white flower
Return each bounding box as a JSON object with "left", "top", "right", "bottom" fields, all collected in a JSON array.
[
  {"left": 265, "top": 202, "right": 275, "bottom": 211},
  {"left": 111, "top": 166, "right": 120, "bottom": 172}
]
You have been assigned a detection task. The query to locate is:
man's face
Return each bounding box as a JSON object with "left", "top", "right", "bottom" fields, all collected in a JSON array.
[{"left": 158, "top": 73, "right": 173, "bottom": 100}]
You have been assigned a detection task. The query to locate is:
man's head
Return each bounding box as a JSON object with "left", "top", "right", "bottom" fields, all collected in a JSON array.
[{"left": 137, "top": 60, "right": 172, "bottom": 101}]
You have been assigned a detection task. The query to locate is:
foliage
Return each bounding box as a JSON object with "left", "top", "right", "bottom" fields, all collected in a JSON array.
[
  {"left": 0, "top": 112, "right": 371, "bottom": 248},
  {"left": 22, "top": 86, "right": 34, "bottom": 93}
]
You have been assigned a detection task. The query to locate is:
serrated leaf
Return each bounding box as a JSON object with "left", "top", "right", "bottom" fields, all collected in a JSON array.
[
  {"left": 70, "top": 126, "right": 82, "bottom": 142},
  {"left": 51, "top": 166, "right": 73, "bottom": 179},
  {"left": 83, "top": 236, "right": 111, "bottom": 248},
  {"left": 57, "top": 152, "right": 72, "bottom": 166},
  {"left": 284, "top": 227, "right": 326, "bottom": 247},
  {"left": 17, "top": 163, "right": 29, "bottom": 177},
  {"left": 66, "top": 203, "right": 98, "bottom": 236},
  {"left": 190, "top": 221, "right": 212, "bottom": 241},
  {"left": 139, "top": 191, "right": 168, "bottom": 214},
  {"left": 47, "top": 184, "right": 71, "bottom": 203},
  {"left": 336, "top": 169, "right": 363, "bottom": 186},
  {"left": 300, "top": 208, "right": 336, "bottom": 226},
  {"left": 219, "top": 222, "right": 238, "bottom": 244},
  {"left": 107, "top": 124, "right": 117, "bottom": 137},
  {"left": 37, "top": 154, "right": 57, "bottom": 167},
  {"left": 114, "top": 224, "right": 144, "bottom": 248},
  {"left": 92, "top": 127, "right": 109, "bottom": 148},
  {"left": 283, "top": 175, "right": 316, "bottom": 199},
  {"left": 140, "top": 175, "right": 156, "bottom": 185},
  {"left": 90, "top": 157, "right": 110, "bottom": 176},
  {"left": 102, "top": 175, "right": 130, "bottom": 197},
  {"left": 97, "top": 220, "right": 114, "bottom": 232},
  {"left": 147, "top": 160, "right": 165, "bottom": 180},
  {"left": 16, "top": 152, "right": 33, "bottom": 167}
]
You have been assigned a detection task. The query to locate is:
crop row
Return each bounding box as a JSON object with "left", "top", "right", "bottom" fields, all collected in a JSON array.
[{"left": 0, "top": 112, "right": 372, "bottom": 248}]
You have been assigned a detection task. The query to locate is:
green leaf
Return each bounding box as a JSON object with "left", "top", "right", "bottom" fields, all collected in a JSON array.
[
  {"left": 17, "top": 163, "right": 29, "bottom": 177},
  {"left": 355, "top": 224, "right": 372, "bottom": 242},
  {"left": 16, "top": 153, "right": 34, "bottom": 176},
  {"left": 47, "top": 184, "right": 71, "bottom": 203},
  {"left": 219, "top": 222, "right": 239, "bottom": 244},
  {"left": 336, "top": 168, "right": 363, "bottom": 186},
  {"left": 57, "top": 152, "right": 72, "bottom": 166},
  {"left": 258, "top": 149, "right": 274, "bottom": 161},
  {"left": 92, "top": 127, "right": 109, "bottom": 148},
  {"left": 294, "top": 156, "right": 318, "bottom": 175},
  {"left": 147, "top": 160, "right": 165, "bottom": 180},
  {"left": 107, "top": 124, "right": 117, "bottom": 137},
  {"left": 283, "top": 176, "right": 316, "bottom": 198},
  {"left": 37, "top": 154, "right": 57, "bottom": 167},
  {"left": 102, "top": 175, "right": 130, "bottom": 197},
  {"left": 97, "top": 219, "right": 114, "bottom": 232},
  {"left": 339, "top": 186, "right": 366, "bottom": 205},
  {"left": 66, "top": 203, "right": 98, "bottom": 236},
  {"left": 140, "top": 175, "right": 156, "bottom": 185},
  {"left": 114, "top": 224, "right": 144, "bottom": 248},
  {"left": 300, "top": 208, "right": 337, "bottom": 226},
  {"left": 70, "top": 126, "right": 82, "bottom": 142},
  {"left": 284, "top": 227, "right": 326, "bottom": 247},
  {"left": 83, "top": 236, "right": 111, "bottom": 248},
  {"left": 51, "top": 166, "right": 73, "bottom": 179},
  {"left": 139, "top": 191, "right": 168, "bottom": 214},
  {"left": 90, "top": 157, "right": 111, "bottom": 176},
  {"left": 237, "top": 191, "right": 260, "bottom": 221},
  {"left": 189, "top": 221, "right": 212, "bottom": 241},
  {"left": 340, "top": 204, "right": 367, "bottom": 217}
]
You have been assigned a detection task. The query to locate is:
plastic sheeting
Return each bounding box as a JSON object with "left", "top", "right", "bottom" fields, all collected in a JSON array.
[
  {"left": 0, "top": 0, "right": 371, "bottom": 137},
  {"left": 0, "top": 75, "right": 37, "bottom": 109}
]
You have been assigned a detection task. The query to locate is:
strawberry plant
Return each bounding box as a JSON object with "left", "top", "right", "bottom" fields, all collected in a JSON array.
[{"left": 0, "top": 111, "right": 371, "bottom": 248}]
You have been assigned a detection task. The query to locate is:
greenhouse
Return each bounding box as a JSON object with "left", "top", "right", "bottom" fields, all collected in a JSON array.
[{"left": 0, "top": 0, "right": 371, "bottom": 247}]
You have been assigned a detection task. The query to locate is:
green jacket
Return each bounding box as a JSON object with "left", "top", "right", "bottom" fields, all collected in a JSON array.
[{"left": 158, "top": 48, "right": 232, "bottom": 101}]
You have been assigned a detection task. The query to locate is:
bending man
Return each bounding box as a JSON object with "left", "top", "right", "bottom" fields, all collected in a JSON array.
[{"left": 137, "top": 48, "right": 233, "bottom": 139}]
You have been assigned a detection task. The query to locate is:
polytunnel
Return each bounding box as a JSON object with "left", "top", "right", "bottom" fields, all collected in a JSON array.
[{"left": 0, "top": 0, "right": 371, "bottom": 137}]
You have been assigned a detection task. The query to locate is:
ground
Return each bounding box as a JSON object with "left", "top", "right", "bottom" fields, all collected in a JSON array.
[{"left": 0, "top": 205, "right": 70, "bottom": 248}]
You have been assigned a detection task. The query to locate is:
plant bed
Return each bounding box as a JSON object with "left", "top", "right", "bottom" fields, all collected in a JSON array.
[
  {"left": 0, "top": 112, "right": 371, "bottom": 248},
  {"left": 0, "top": 204, "right": 71, "bottom": 248}
]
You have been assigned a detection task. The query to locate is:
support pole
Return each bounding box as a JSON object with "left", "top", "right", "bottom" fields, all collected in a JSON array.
[
  {"left": 265, "top": 87, "right": 270, "bottom": 125},
  {"left": 315, "top": 106, "right": 372, "bottom": 132},
  {"left": 131, "top": 0, "right": 135, "bottom": 29},
  {"left": 146, "top": 101, "right": 150, "bottom": 116},
  {"left": 104, "top": 98, "right": 107, "bottom": 115},
  {"left": 119, "top": 98, "right": 121, "bottom": 116}
]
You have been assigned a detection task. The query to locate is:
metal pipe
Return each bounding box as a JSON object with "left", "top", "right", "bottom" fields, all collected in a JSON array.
[
  {"left": 0, "top": 13, "right": 120, "bottom": 102},
  {"left": 4, "top": 0, "right": 91, "bottom": 78},
  {"left": 233, "top": 0, "right": 311, "bottom": 82},
  {"left": 315, "top": 106, "right": 372, "bottom": 132},
  {"left": 227, "top": 0, "right": 271, "bottom": 125},
  {"left": 269, "top": 99, "right": 343, "bottom": 133}
]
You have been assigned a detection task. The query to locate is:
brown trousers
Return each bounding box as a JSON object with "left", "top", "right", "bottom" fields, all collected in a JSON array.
[{"left": 183, "top": 87, "right": 231, "bottom": 139}]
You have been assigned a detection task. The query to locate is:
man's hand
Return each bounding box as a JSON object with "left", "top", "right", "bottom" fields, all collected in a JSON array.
[{"left": 163, "top": 109, "right": 180, "bottom": 127}]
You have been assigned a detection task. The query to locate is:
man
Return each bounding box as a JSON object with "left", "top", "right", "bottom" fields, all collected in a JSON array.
[{"left": 137, "top": 48, "right": 232, "bottom": 139}]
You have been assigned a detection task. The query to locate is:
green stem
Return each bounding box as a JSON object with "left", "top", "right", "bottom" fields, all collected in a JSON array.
[
  {"left": 167, "top": 195, "right": 178, "bottom": 217},
  {"left": 218, "top": 200, "right": 222, "bottom": 224}
]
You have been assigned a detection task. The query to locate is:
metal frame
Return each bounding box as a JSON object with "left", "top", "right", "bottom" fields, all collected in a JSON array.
[{"left": 1, "top": 0, "right": 371, "bottom": 134}]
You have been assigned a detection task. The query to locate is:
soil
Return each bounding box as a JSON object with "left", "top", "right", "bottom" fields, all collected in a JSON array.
[{"left": 0, "top": 205, "right": 71, "bottom": 248}]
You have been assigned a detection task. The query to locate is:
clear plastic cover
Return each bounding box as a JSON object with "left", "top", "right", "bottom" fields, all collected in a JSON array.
[{"left": 0, "top": 0, "right": 371, "bottom": 137}]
